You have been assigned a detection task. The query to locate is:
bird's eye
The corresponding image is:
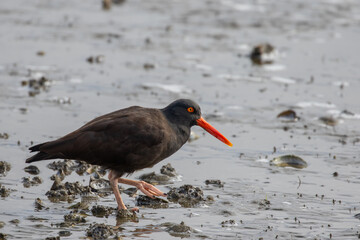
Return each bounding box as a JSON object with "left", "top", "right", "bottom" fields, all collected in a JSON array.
[{"left": 187, "top": 107, "right": 194, "bottom": 113}]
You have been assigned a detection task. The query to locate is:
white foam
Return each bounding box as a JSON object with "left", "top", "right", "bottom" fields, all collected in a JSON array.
[
  {"left": 297, "top": 101, "right": 336, "bottom": 109},
  {"left": 195, "top": 64, "right": 213, "bottom": 71},
  {"left": 270, "top": 76, "right": 295, "bottom": 84},
  {"left": 141, "top": 82, "right": 191, "bottom": 94},
  {"left": 263, "top": 64, "right": 286, "bottom": 72}
]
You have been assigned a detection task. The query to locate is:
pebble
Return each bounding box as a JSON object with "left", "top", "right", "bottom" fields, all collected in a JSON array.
[
  {"left": 86, "top": 223, "right": 114, "bottom": 240},
  {"left": 167, "top": 184, "right": 205, "bottom": 207},
  {"left": 24, "top": 165, "right": 40, "bottom": 175},
  {"left": 0, "top": 161, "right": 11, "bottom": 177},
  {"left": 136, "top": 195, "right": 169, "bottom": 208}
]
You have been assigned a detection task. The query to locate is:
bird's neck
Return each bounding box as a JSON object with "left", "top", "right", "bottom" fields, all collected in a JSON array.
[{"left": 161, "top": 108, "right": 191, "bottom": 144}]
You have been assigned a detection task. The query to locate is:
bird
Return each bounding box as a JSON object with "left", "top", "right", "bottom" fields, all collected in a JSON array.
[{"left": 26, "top": 99, "right": 232, "bottom": 211}]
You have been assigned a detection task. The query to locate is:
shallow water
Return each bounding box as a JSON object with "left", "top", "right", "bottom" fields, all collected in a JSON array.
[{"left": 0, "top": 0, "right": 360, "bottom": 239}]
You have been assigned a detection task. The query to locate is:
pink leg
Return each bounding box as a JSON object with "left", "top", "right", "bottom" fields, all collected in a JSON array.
[{"left": 108, "top": 170, "right": 127, "bottom": 210}]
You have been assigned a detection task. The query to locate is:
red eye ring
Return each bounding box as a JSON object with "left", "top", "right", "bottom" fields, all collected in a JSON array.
[{"left": 187, "top": 107, "right": 194, "bottom": 113}]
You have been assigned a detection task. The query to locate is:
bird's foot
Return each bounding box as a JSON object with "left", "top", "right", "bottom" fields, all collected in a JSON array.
[
  {"left": 135, "top": 180, "right": 167, "bottom": 198},
  {"left": 117, "top": 206, "right": 139, "bottom": 212}
]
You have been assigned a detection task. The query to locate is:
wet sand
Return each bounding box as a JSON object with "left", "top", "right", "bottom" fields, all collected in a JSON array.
[{"left": 0, "top": 0, "right": 360, "bottom": 239}]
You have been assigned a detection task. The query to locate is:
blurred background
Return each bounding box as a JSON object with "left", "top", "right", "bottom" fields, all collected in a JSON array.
[{"left": 0, "top": 0, "right": 359, "bottom": 239}]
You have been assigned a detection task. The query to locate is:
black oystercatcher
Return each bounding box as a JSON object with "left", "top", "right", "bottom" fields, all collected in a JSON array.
[{"left": 26, "top": 99, "right": 232, "bottom": 210}]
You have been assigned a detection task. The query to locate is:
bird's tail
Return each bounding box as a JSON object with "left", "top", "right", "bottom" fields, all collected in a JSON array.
[
  {"left": 29, "top": 142, "right": 47, "bottom": 152},
  {"left": 26, "top": 142, "right": 63, "bottom": 163},
  {"left": 26, "top": 152, "right": 49, "bottom": 163}
]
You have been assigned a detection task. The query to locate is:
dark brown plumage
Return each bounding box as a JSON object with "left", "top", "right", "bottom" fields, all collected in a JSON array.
[{"left": 26, "top": 99, "right": 232, "bottom": 210}]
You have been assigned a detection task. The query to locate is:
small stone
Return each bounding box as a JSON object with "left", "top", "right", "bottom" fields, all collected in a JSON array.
[
  {"left": 0, "top": 184, "right": 11, "bottom": 198},
  {"left": 64, "top": 212, "right": 86, "bottom": 223},
  {"left": 35, "top": 198, "right": 46, "bottom": 210},
  {"left": 116, "top": 209, "right": 137, "bottom": 220},
  {"left": 36, "top": 51, "right": 45, "bottom": 56},
  {"left": 221, "top": 219, "right": 237, "bottom": 227},
  {"left": 45, "top": 237, "right": 59, "bottom": 240},
  {"left": 277, "top": 110, "right": 299, "bottom": 121},
  {"left": 250, "top": 43, "right": 276, "bottom": 65},
  {"left": 160, "top": 163, "right": 177, "bottom": 177},
  {"left": 86, "top": 223, "right": 114, "bottom": 240},
  {"left": 89, "top": 178, "right": 112, "bottom": 193},
  {"left": 205, "top": 179, "right": 224, "bottom": 188},
  {"left": 167, "top": 185, "right": 205, "bottom": 207},
  {"left": 9, "top": 219, "right": 20, "bottom": 224},
  {"left": 270, "top": 155, "right": 307, "bottom": 169},
  {"left": 136, "top": 195, "right": 169, "bottom": 208},
  {"left": 139, "top": 172, "right": 171, "bottom": 184},
  {"left": 123, "top": 187, "right": 138, "bottom": 197},
  {"left": 58, "top": 230, "right": 71, "bottom": 237},
  {"left": 0, "top": 161, "right": 11, "bottom": 177},
  {"left": 91, "top": 205, "right": 113, "bottom": 218},
  {"left": 24, "top": 165, "right": 40, "bottom": 175},
  {"left": 162, "top": 221, "right": 195, "bottom": 238},
  {"left": 252, "top": 199, "right": 271, "bottom": 210},
  {"left": 0, "top": 133, "right": 9, "bottom": 139},
  {"left": 0, "top": 233, "right": 7, "bottom": 240},
  {"left": 143, "top": 63, "right": 155, "bottom": 70},
  {"left": 22, "top": 176, "right": 43, "bottom": 188},
  {"left": 319, "top": 116, "right": 338, "bottom": 126}
]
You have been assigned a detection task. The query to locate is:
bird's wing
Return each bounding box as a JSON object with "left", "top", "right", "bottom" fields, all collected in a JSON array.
[{"left": 38, "top": 107, "right": 167, "bottom": 169}]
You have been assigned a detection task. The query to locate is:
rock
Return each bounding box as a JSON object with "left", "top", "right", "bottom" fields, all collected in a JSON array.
[
  {"left": 91, "top": 205, "right": 113, "bottom": 218},
  {"left": 270, "top": 155, "right": 307, "bottom": 169},
  {"left": 277, "top": 110, "right": 299, "bottom": 122},
  {"left": 9, "top": 219, "right": 19, "bottom": 224},
  {"left": 221, "top": 219, "right": 238, "bottom": 227},
  {"left": 64, "top": 212, "right": 86, "bottom": 223},
  {"left": 86, "top": 223, "right": 114, "bottom": 240},
  {"left": 252, "top": 199, "right": 271, "bottom": 210},
  {"left": 0, "top": 161, "right": 11, "bottom": 177},
  {"left": 24, "top": 165, "right": 40, "bottom": 175},
  {"left": 116, "top": 209, "right": 137, "bottom": 221},
  {"left": 0, "top": 133, "right": 9, "bottom": 139},
  {"left": 143, "top": 63, "right": 155, "bottom": 70},
  {"left": 136, "top": 195, "right": 169, "bottom": 208},
  {"left": 0, "top": 233, "right": 7, "bottom": 240},
  {"left": 161, "top": 221, "right": 195, "bottom": 238},
  {"left": 50, "top": 170, "right": 65, "bottom": 181},
  {"left": 22, "top": 176, "right": 43, "bottom": 188},
  {"left": 22, "top": 76, "right": 51, "bottom": 97},
  {"left": 58, "top": 230, "right": 71, "bottom": 237},
  {"left": 167, "top": 185, "right": 205, "bottom": 207},
  {"left": 0, "top": 184, "right": 11, "bottom": 198},
  {"left": 160, "top": 163, "right": 177, "bottom": 177},
  {"left": 86, "top": 55, "right": 105, "bottom": 64},
  {"left": 139, "top": 172, "right": 171, "bottom": 185},
  {"left": 47, "top": 160, "right": 74, "bottom": 175},
  {"left": 46, "top": 180, "right": 89, "bottom": 202},
  {"left": 250, "top": 43, "right": 277, "bottom": 65},
  {"left": 123, "top": 187, "right": 137, "bottom": 197},
  {"left": 34, "top": 198, "right": 46, "bottom": 210},
  {"left": 319, "top": 116, "right": 338, "bottom": 126},
  {"left": 205, "top": 179, "right": 224, "bottom": 188},
  {"left": 45, "top": 237, "right": 59, "bottom": 240},
  {"left": 89, "top": 178, "right": 112, "bottom": 193}
]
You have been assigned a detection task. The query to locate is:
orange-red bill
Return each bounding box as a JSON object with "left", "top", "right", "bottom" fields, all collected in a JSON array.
[{"left": 196, "top": 117, "right": 233, "bottom": 147}]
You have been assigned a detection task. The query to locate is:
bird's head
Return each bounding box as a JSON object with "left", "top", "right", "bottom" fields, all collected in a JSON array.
[{"left": 163, "top": 99, "right": 233, "bottom": 147}]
